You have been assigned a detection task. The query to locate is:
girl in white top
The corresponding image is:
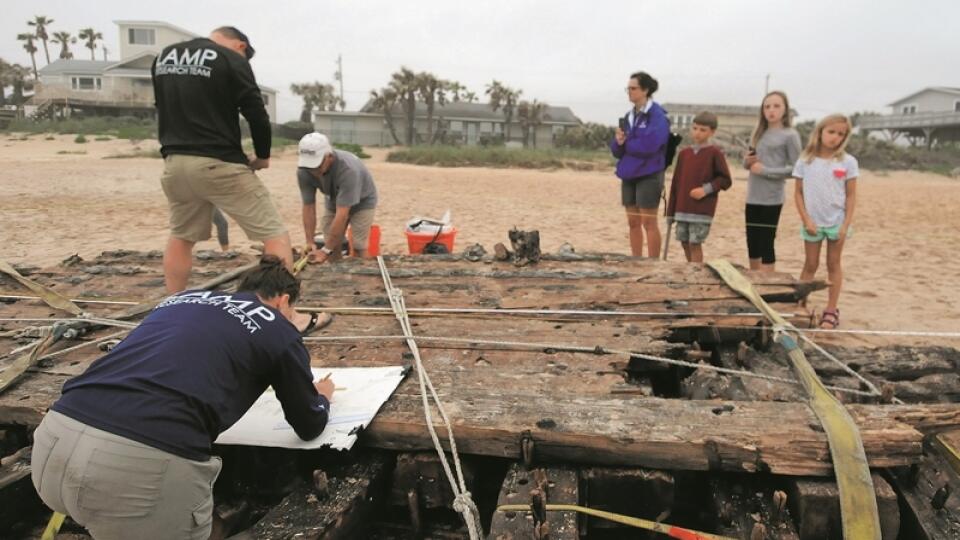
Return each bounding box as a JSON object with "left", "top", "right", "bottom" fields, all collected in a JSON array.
[{"left": 792, "top": 114, "right": 858, "bottom": 329}]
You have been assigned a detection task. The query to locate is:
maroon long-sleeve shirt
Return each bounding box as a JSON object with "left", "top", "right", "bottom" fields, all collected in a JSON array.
[{"left": 666, "top": 145, "right": 732, "bottom": 222}]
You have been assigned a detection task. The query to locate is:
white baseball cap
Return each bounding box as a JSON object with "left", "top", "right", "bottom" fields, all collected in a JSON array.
[{"left": 298, "top": 132, "right": 333, "bottom": 168}]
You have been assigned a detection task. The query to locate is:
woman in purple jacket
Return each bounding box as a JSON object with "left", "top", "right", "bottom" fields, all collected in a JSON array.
[{"left": 610, "top": 71, "right": 670, "bottom": 258}]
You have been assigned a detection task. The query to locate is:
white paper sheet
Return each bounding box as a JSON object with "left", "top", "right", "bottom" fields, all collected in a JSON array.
[{"left": 215, "top": 366, "right": 406, "bottom": 451}]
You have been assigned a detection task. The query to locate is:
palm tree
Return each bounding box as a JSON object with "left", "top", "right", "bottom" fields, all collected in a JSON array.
[
  {"left": 51, "top": 31, "right": 76, "bottom": 60},
  {"left": 78, "top": 28, "right": 103, "bottom": 61},
  {"left": 517, "top": 100, "right": 548, "bottom": 148},
  {"left": 368, "top": 88, "right": 402, "bottom": 145},
  {"left": 415, "top": 72, "right": 453, "bottom": 144},
  {"left": 290, "top": 82, "right": 342, "bottom": 123},
  {"left": 486, "top": 80, "right": 522, "bottom": 143},
  {"left": 28, "top": 16, "right": 54, "bottom": 64},
  {"left": 16, "top": 33, "right": 39, "bottom": 79},
  {"left": 461, "top": 91, "right": 478, "bottom": 104},
  {"left": 389, "top": 67, "right": 418, "bottom": 145},
  {"left": 0, "top": 58, "right": 10, "bottom": 107}
]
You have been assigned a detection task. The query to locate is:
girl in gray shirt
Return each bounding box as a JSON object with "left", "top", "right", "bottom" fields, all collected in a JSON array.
[{"left": 743, "top": 91, "right": 802, "bottom": 271}]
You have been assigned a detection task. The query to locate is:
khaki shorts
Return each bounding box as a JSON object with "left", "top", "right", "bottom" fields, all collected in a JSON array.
[
  {"left": 321, "top": 207, "right": 376, "bottom": 252},
  {"left": 32, "top": 410, "right": 222, "bottom": 540},
  {"left": 161, "top": 154, "right": 287, "bottom": 242}
]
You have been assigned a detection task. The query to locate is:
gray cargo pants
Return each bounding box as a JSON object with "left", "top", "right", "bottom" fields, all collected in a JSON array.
[{"left": 31, "top": 410, "right": 222, "bottom": 540}]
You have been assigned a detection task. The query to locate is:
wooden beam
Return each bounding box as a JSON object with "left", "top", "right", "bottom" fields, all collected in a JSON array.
[
  {"left": 239, "top": 451, "right": 391, "bottom": 540},
  {"left": 786, "top": 474, "right": 899, "bottom": 540},
  {"left": 363, "top": 393, "right": 960, "bottom": 476},
  {"left": 488, "top": 464, "right": 578, "bottom": 540}
]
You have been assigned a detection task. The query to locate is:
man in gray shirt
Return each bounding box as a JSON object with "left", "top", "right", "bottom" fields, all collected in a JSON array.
[{"left": 297, "top": 133, "right": 378, "bottom": 263}]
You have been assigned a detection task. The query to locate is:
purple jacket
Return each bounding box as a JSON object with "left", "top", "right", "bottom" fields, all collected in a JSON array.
[{"left": 610, "top": 102, "right": 670, "bottom": 180}]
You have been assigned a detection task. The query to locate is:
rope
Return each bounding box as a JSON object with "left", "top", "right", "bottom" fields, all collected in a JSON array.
[
  {"left": 303, "top": 333, "right": 876, "bottom": 397},
  {"left": 37, "top": 330, "right": 131, "bottom": 362},
  {"left": 375, "top": 256, "right": 483, "bottom": 539}
]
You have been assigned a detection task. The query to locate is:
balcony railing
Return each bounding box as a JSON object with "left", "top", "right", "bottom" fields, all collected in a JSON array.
[
  {"left": 858, "top": 111, "right": 960, "bottom": 130},
  {"left": 32, "top": 85, "right": 153, "bottom": 108}
]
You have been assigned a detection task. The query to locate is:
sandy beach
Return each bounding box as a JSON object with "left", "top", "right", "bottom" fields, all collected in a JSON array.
[{"left": 1, "top": 134, "right": 958, "bottom": 346}]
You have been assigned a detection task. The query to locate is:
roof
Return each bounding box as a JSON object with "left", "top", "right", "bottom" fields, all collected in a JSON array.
[
  {"left": 887, "top": 87, "right": 960, "bottom": 106},
  {"left": 358, "top": 100, "right": 581, "bottom": 125},
  {"left": 38, "top": 60, "right": 115, "bottom": 76},
  {"left": 662, "top": 103, "right": 758, "bottom": 116},
  {"left": 39, "top": 56, "right": 276, "bottom": 92},
  {"left": 112, "top": 20, "right": 199, "bottom": 38}
]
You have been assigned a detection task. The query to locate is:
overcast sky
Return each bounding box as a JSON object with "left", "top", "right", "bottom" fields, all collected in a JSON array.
[{"left": 2, "top": 0, "right": 957, "bottom": 124}]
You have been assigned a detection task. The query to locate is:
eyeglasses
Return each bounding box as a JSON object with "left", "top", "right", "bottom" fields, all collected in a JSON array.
[{"left": 625, "top": 86, "right": 642, "bottom": 92}]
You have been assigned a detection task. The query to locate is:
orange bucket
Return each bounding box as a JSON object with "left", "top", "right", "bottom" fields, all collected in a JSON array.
[
  {"left": 347, "top": 223, "right": 381, "bottom": 256},
  {"left": 405, "top": 227, "right": 457, "bottom": 254}
]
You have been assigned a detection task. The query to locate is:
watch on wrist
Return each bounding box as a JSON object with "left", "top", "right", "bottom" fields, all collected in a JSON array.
[{"left": 320, "top": 246, "right": 333, "bottom": 255}]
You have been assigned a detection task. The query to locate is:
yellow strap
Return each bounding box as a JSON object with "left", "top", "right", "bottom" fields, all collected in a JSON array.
[
  {"left": 40, "top": 511, "right": 66, "bottom": 540},
  {"left": 293, "top": 252, "right": 311, "bottom": 275},
  {"left": 0, "top": 259, "right": 84, "bottom": 316},
  {"left": 708, "top": 260, "right": 881, "bottom": 540},
  {"left": 497, "top": 503, "right": 735, "bottom": 540}
]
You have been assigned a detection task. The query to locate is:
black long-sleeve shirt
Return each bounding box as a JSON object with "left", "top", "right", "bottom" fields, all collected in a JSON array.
[
  {"left": 53, "top": 290, "right": 328, "bottom": 461},
  {"left": 152, "top": 37, "right": 271, "bottom": 164}
]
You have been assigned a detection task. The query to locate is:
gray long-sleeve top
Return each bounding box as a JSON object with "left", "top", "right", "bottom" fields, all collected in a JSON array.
[{"left": 744, "top": 127, "right": 802, "bottom": 205}]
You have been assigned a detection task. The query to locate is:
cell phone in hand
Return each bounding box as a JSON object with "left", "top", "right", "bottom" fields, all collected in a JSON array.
[{"left": 618, "top": 117, "right": 629, "bottom": 132}]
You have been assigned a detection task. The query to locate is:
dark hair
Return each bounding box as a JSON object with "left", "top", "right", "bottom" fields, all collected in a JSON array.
[
  {"left": 693, "top": 111, "right": 718, "bottom": 130},
  {"left": 238, "top": 255, "right": 300, "bottom": 303},
  {"left": 212, "top": 26, "right": 255, "bottom": 60},
  {"left": 630, "top": 71, "right": 659, "bottom": 98}
]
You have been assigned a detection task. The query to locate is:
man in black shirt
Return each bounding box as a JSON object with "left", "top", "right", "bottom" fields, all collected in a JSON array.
[
  {"left": 153, "top": 26, "right": 294, "bottom": 294},
  {"left": 31, "top": 257, "right": 334, "bottom": 539}
]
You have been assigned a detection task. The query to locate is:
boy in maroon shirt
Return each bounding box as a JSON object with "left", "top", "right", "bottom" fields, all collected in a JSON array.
[{"left": 665, "top": 112, "right": 733, "bottom": 263}]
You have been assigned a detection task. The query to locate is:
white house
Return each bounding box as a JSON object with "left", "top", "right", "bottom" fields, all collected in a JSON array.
[
  {"left": 858, "top": 87, "right": 960, "bottom": 147},
  {"left": 33, "top": 20, "right": 277, "bottom": 122}
]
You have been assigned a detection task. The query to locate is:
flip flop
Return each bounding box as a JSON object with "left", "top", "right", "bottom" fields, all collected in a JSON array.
[{"left": 300, "top": 312, "right": 334, "bottom": 336}]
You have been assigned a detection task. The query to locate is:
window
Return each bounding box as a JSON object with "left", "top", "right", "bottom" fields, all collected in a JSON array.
[
  {"left": 901, "top": 104, "right": 917, "bottom": 115},
  {"left": 480, "top": 122, "right": 492, "bottom": 133},
  {"left": 71, "top": 77, "right": 101, "bottom": 91},
  {"left": 450, "top": 120, "right": 463, "bottom": 132},
  {"left": 261, "top": 93, "right": 270, "bottom": 105},
  {"left": 955, "top": 101, "right": 960, "bottom": 112},
  {"left": 128, "top": 28, "right": 156, "bottom": 45}
]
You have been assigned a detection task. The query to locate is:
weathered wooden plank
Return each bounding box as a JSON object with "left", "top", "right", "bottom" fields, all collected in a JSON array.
[
  {"left": 787, "top": 473, "right": 899, "bottom": 540},
  {"left": 887, "top": 445, "right": 960, "bottom": 540},
  {"left": 488, "top": 464, "right": 578, "bottom": 540},
  {"left": 240, "top": 451, "right": 391, "bottom": 540},
  {"left": 710, "top": 477, "right": 799, "bottom": 539},
  {"left": 0, "top": 446, "right": 43, "bottom": 532},
  {"left": 579, "top": 467, "right": 673, "bottom": 534},
  {"left": 362, "top": 393, "right": 960, "bottom": 476}
]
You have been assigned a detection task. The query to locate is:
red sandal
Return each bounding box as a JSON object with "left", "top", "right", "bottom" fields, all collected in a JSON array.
[{"left": 820, "top": 308, "right": 840, "bottom": 329}]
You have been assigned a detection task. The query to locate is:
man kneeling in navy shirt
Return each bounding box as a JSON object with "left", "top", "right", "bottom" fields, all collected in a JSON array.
[{"left": 31, "top": 256, "right": 333, "bottom": 540}]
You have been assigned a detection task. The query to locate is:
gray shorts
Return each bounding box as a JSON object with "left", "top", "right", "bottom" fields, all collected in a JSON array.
[
  {"left": 31, "top": 410, "right": 222, "bottom": 540},
  {"left": 675, "top": 221, "right": 712, "bottom": 244},
  {"left": 621, "top": 170, "right": 665, "bottom": 209}
]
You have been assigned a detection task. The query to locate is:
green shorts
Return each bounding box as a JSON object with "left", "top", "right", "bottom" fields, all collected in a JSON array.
[{"left": 800, "top": 224, "right": 851, "bottom": 242}]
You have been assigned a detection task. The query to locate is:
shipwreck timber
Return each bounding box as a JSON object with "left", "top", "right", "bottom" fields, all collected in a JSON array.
[{"left": 2, "top": 249, "right": 960, "bottom": 539}]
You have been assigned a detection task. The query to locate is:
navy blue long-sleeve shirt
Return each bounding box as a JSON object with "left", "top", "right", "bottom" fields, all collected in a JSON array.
[{"left": 53, "top": 290, "right": 328, "bottom": 461}]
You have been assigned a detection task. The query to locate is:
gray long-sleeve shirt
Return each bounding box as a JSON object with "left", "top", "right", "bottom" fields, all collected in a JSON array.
[{"left": 745, "top": 127, "right": 802, "bottom": 205}]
